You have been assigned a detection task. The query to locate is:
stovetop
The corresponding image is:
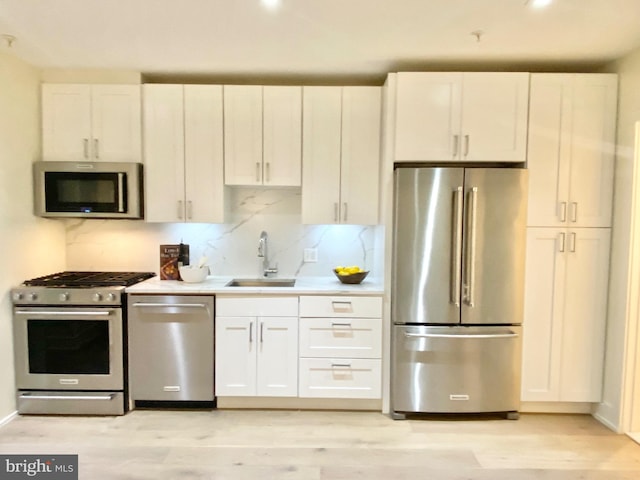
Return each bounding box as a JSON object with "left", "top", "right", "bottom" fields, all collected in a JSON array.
[
  {"left": 13, "top": 271, "right": 156, "bottom": 306},
  {"left": 23, "top": 271, "right": 156, "bottom": 288}
]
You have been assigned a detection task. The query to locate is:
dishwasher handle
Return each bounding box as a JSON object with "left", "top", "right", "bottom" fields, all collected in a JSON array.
[{"left": 132, "top": 303, "right": 209, "bottom": 309}]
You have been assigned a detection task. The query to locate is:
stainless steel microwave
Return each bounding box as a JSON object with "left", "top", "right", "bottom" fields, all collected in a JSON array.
[{"left": 34, "top": 161, "right": 143, "bottom": 219}]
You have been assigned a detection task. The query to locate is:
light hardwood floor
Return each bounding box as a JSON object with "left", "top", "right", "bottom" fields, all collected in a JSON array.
[{"left": 1, "top": 410, "right": 640, "bottom": 479}]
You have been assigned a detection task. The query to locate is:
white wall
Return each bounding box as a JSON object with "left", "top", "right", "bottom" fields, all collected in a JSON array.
[
  {"left": 595, "top": 47, "right": 640, "bottom": 431},
  {"left": 0, "top": 52, "right": 66, "bottom": 420}
]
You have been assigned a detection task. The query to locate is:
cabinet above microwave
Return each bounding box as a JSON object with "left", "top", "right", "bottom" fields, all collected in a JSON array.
[{"left": 33, "top": 161, "right": 144, "bottom": 219}]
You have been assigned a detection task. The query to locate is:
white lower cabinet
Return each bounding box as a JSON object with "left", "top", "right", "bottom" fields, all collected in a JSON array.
[
  {"left": 298, "top": 296, "right": 382, "bottom": 399},
  {"left": 215, "top": 297, "right": 298, "bottom": 397},
  {"left": 521, "top": 227, "right": 611, "bottom": 403}
]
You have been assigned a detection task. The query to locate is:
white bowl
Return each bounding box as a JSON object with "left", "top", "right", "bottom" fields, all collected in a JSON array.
[{"left": 178, "top": 265, "right": 209, "bottom": 283}]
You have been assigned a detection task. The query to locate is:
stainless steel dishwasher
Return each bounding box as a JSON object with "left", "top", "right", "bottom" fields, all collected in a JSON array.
[{"left": 127, "top": 295, "right": 215, "bottom": 408}]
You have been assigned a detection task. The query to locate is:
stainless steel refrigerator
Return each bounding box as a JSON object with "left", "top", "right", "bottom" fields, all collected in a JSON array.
[{"left": 391, "top": 166, "right": 528, "bottom": 419}]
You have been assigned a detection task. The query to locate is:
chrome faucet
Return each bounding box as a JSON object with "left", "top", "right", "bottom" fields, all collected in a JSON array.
[{"left": 258, "top": 231, "right": 278, "bottom": 277}]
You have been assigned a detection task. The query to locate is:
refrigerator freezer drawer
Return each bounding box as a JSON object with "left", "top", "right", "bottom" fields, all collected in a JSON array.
[{"left": 392, "top": 325, "right": 522, "bottom": 414}]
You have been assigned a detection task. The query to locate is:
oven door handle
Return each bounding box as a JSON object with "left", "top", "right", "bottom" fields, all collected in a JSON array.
[
  {"left": 19, "top": 393, "right": 116, "bottom": 401},
  {"left": 14, "top": 310, "right": 113, "bottom": 316}
]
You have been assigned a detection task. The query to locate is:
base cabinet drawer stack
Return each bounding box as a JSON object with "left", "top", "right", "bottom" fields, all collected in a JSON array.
[{"left": 298, "top": 296, "right": 382, "bottom": 399}]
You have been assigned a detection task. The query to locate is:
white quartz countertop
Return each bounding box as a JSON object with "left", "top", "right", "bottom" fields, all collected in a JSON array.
[{"left": 125, "top": 276, "right": 384, "bottom": 296}]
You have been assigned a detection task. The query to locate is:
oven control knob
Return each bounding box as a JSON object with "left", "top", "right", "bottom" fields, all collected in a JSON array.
[
  {"left": 28, "top": 293, "right": 38, "bottom": 301},
  {"left": 12, "top": 292, "right": 23, "bottom": 302},
  {"left": 59, "top": 293, "right": 69, "bottom": 302},
  {"left": 106, "top": 293, "right": 117, "bottom": 302},
  {"left": 92, "top": 293, "right": 103, "bottom": 302}
]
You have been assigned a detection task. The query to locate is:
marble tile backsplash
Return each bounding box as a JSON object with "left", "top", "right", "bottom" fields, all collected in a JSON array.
[{"left": 64, "top": 187, "right": 384, "bottom": 279}]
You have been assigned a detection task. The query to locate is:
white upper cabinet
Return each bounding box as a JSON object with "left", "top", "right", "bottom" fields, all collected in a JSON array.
[
  {"left": 42, "top": 84, "right": 141, "bottom": 162},
  {"left": 263, "top": 86, "right": 303, "bottom": 186},
  {"left": 143, "top": 84, "right": 224, "bottom": 223},
  {"left": 224, "top": 85, "right": 301, "bottom": 186},
  {"left": 302, "top": 86, "right": 381, "bottom": 225},
  {"left": 527, "top": 74, "right": 618, "bottom": 228},
  {"left": 394, "top": 72, "right": 529, "bottom": 162}
]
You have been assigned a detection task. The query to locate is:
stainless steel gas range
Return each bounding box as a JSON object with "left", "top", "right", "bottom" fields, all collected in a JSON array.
[{"left": 11, "top": 271, "right": 155, "bottom": 415}]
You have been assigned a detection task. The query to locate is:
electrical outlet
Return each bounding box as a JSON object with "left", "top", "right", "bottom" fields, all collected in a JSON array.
[{"left": 303, "top": 248, "right": 318, "bottom": 263}]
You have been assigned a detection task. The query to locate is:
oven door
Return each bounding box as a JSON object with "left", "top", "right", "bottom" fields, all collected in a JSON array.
[{"left": 13, "top": 307, "right": 124, "bottom": 391}]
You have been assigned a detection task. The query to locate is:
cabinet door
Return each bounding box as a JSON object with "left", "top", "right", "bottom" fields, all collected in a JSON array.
[
  {"left": 263, "top": 86, "right": 302, "bottom": 186},
  {"left": 224, "top": 85, "right": 263, "bottom": 186},
  {"left": 559, "top": 228, "right": 611, "bottom": 402},
  {"left": 567, "top": 75, "right": 617, "bottom": 228},
  {"left": 142, "top": 84, "right": 186, "bottom": 222},
  {"left": 302, "top": 87, "right": 342, "bottom": 224},
  {"left": 461, "top": 73, "right": 529, "bottom": 162},
  {"left": 340, "top": 87, "right": 381, "bottom": 225},
  {"left": 526, "top": 74, "right": 573, "bottom": 227},
  {"left": 527, "top": 74, "right": 617, "bottom": 228},
  {"left": 90, "top": 85, "right": 141, "bottom": 162},
  {"left": 215, "top": 317, "right": 257, "bottom": 396},
  {"left": 256, "top": 317, "right": 298, "bottom": 397},
  {"left": 42, "top": 84, "right": 92, "bottom": 161},
  {"left": 521, "top": 227, "right": 566, "bottom": 402},
  {"left": 394, "top": 72, "right": 462, "bottom": 161},
  {"left": 184, "top": 85, "right": 225, "bottom": 223}
]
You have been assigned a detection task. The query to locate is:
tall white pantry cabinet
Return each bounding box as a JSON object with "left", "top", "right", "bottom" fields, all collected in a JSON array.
[{"left": 521, "top": 74, "right": 618, "bottom": 403}]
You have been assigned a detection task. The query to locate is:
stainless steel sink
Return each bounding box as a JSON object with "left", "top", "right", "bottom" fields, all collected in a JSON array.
[{"left": 226, "top": 278, "right": 296, "bottom": 287}]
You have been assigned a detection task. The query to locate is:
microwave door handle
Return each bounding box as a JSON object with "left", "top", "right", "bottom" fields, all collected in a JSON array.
[{"left": 117, "top": 173, "right": 125, "bottom": 212}]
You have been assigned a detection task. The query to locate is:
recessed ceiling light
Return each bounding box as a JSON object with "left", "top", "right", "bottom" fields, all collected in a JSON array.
[
  {"left": 527, "top": 0, "right": 553, "bottom": 8},
  {"left": 261, "top": 0, "right": 281, "bottom": 10}
]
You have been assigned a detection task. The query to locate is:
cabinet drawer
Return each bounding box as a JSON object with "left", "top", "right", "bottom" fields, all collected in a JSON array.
[
  {"left": 216, "top": 296, "right": 298, "bottom": 317},
  {"left": 299, "top": 296, "right": 382, "bottom": 318},
  {"left": 298, "top": 358, "right": 381, "bottom": 399},
  {"left": 299, "top": 318, "right": 381, "bottom": 358}
]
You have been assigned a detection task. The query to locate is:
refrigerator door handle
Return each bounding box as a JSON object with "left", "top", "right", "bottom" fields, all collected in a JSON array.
[
  {"left": 404, "top": 332, "right": 519, "bottom": 339},
  {"left": 464, "top": 187, "right": 478, "bottom": 307},
  {"left": 451, "top": 187, "right": 464, "bottom": 307}
]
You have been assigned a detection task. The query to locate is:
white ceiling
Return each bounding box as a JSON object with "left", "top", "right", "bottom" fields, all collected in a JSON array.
[{"left": 1, "top": 0, "right": 640, "bottom": 82}]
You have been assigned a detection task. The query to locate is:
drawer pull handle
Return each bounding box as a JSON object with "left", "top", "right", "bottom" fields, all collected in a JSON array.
[
  {"left": 163, "top": 386, "right": 181, "bottom": 392},
  {"left": 331, "top": 301, "right": 353, "bottom": 313},
  {"left": 331, "top": 363, "right": 352, "bottom": 368},
  {"left": 331, "top": 322, "right": 352, "bottom": 328}
]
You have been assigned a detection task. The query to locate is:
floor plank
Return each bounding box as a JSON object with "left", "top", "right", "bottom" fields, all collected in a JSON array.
[{"left": 0, "top": 410, "right": 638, "bottom": 480}]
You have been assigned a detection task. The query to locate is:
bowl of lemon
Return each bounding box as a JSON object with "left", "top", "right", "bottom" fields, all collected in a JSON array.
[{"left": 333, "top": 265, "right": 369, "bottom": 284}]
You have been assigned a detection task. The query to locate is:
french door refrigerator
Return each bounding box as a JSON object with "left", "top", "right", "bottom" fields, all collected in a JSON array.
[{"left": 391, "top": 166, "right": 528, "bottom": 419}]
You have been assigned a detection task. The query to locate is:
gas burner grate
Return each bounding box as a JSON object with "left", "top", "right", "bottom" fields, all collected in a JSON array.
[{"left": 23, "top": 271, "right": 155, "bottom": 288}]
